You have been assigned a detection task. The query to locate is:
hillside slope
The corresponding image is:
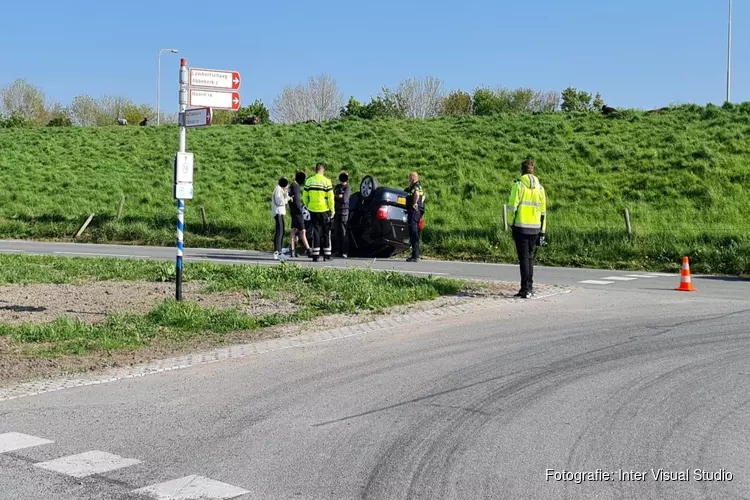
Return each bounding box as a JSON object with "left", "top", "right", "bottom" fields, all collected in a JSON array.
[{"left": 1, "top": 104, "right": 749, "bottom": 274}]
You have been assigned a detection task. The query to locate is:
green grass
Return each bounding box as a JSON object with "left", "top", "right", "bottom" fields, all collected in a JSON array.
[
  {"left": 0, "top": 254, "right": 462, "bottom": 357},
  {"left": 1, "top": 102, "right": 749, "bottom": 274}
]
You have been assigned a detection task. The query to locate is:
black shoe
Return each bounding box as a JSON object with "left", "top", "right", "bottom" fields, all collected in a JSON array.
[
  {"left": 323, "top": 256, "right": 331, "bottom": 262},
  {"left": 514, "top": 290, "right": 530, "bottom": 299},
  {"left": 406, "top": 257, "right": 420, "bottom": 262},
  {"left": 312, "top": 257, "right": 319, "bottom": 262}
]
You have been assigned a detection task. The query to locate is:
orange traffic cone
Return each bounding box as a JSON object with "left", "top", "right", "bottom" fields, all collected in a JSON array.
[{"left": 675, "top": 256, "right": 696, "bottom": 292}]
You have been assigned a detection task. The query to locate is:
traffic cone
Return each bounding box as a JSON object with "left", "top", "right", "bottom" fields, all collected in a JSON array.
[{"left": 675, "top": 256, "right": 696, "bottom": 292}]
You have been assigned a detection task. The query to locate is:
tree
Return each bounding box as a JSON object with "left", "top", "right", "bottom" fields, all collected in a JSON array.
[
  {"left": 123, "top": 103, "right": 156, "bottom": 125},
  {"left": 392, "top": 76, "right": 444, "bottom": 119},
  {"left": 233, "top": 99, "right": 271, "bottom": 124},
  {"left": 46, "top": 103, "right": 72, "bottom": 126},
  {"left": 441, "top": 90, "right": 472, "bottom": 116},
  {"left": 593, "top": 92, "right": 604, "bottom": 110},
  {"left": 272, "top": 74, "right": 344, "bottom": 124},
  {"left": 560, "top": 87, "right": 593, "bottom": 112},
  {"left": 97, "top": 95, "right": 133, "bottom": 125},
  {"left": 70, "top": 95, "right": 101, "bottom": 126},
  {"left": 0, "top": 79, "right": 48, "bottom": 124},
  {"left": 529, "top": 91, "right": 560, "bottom": 112}
]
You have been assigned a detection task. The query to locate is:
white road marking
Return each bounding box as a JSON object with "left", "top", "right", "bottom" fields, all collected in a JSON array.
[
  {"left": 645, "top": 273, "right": 675, "bottom": 277},
  {"left": 34, "top": 450, "right": 140, "bottom": 478},
  {"left": 133, "top": 475, "right": 250, "bottom": 499},
  {"left": 579, "top": 280, "right": 616, "bottom": 285},
  {"left": 601, "top": 276, "right": 638, "bottom": 281},
  {"left": 53, "top": 251, "right": 141, "bottom": 258},
  {"left": 0, "top": 432, "right": 54, "bottom": 453},
  {"left": 624, "top": 274, "right": 658, "bottom": 278}
]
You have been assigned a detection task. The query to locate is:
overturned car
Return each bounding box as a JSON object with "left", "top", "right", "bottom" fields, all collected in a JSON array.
[{"left": 345, "top": 175, "right": 423, "bottom": 258}]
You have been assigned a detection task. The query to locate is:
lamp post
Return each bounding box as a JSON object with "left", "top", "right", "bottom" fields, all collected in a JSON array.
[
  {"left": 157, "top": 49, "right": 179, "bottom": 125},
  {"left": 726, "top": 0, "right": 732, "bottom": 103}
]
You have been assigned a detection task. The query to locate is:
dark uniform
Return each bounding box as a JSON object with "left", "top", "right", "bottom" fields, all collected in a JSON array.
[
  {"left": 333, "top": 182, "right": 351, "bottom": 257},
  {"left": 303, "top": 173, "right": 335, "bottom": 261},
  {"left": 405, "top": 181, "right": 424, "bottom": 262}
]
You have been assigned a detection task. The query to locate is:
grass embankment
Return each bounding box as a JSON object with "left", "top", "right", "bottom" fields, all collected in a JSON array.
[
  {"left": 0, "top": 254, "right": 461, "bottom": 360},
  {"left": 1, "top": 103, "right": 749, "bottom": 274}
]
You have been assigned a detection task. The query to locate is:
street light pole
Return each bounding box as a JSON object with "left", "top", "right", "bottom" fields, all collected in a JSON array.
[
  {"left": 726, "top": 0, "right": 732, "bottom": 103},
  {"left": 157, "top": 48, "right": 179, "bottom": 125}
]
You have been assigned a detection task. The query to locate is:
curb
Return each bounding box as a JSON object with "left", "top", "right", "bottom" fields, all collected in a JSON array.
[{"left": 0, "top": 286, "right": 570, "bottom": 402}]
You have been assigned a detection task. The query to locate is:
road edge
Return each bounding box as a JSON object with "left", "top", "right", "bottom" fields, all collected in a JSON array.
[{"left": 0, "top": 287, "right": 571, "bottom": 402}]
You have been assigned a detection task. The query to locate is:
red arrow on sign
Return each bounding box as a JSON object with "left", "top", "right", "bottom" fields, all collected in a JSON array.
[
  {"left": 232, "top": 72, "right": 241, "bottom": 90},
  {"left": 231, "top": 92, "right": 240, "bottom": 110}
]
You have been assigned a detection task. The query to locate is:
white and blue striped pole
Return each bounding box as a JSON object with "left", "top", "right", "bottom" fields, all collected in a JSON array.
[
  {"left": 176, "top": 199, "right": 185, "bottom": 300},
  {"left": 176, "top": 58, "right": 188, "bottom": 301}
]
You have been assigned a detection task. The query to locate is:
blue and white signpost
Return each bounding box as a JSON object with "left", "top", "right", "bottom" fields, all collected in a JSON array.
[
  {"left": 173, "top": 58, "right": 240, "bottom": 301},
  {"left": 173, "top": 58, "right": 193, "bottom": 301}
]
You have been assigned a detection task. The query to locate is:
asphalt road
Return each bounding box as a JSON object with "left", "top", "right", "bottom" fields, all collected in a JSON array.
[
  {"left": 1, "top": 240, "right": 749, "bottom": 499},
  {"left": 0, "top": 239, "right": 746, "bottom": 299}
]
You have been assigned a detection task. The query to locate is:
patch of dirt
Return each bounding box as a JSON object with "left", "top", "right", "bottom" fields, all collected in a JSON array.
[
  {"left": 0, "top": 281, "right": 301, "bottom": 325},
  {"left": 0, "top": 279, "right": 542, "bottom": 386}
]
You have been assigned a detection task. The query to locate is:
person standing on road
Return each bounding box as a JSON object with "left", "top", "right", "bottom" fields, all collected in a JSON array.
[
  {"left": 333, "top": 171, "right": 351, "bottom": 258},
  {"left": 303, "top": 163, "right": 335, "bottom": 262},
  {"left": 289, "top": 170, "right": 311, "bottom": 258},
  {"left": 507, "top": 159, "right": 547, "bottom": 298},
  {"left": 272, "top": 177, "right": 291, "bottom": 260},
  {"left": 405, "top": 171, "right": 424, "bottom": 262}
]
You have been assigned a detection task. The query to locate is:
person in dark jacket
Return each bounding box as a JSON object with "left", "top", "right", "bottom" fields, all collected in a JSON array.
[
  {"left": 333, "top": 171, "right": 351, "bottom": 258},
  {"left": 288, "top": 170, "right": 311, "bottom": 258},
  {"left": 405, "top": 171, "right": 424, "bottom": 262}
]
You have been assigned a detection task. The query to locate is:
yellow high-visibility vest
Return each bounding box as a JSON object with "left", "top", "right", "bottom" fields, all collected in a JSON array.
[
  {"left": 507, "top": 174, "right": 547, "bottom": 232},
  {"left": 303, "top": 173, "right": 335, "bottom": 214}
]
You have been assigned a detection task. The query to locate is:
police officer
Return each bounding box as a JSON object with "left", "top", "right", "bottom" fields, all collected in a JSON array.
[
  {"left": 333, "top": 170, "right": 351, "bottom": 258},
  {"left": 405, "top": 171, "right": 424, "bottom": 262},
  {"left": 303, "top": 162, "right": 335, "bottom": 262},
  {"left": 507, "top": 159, "right": 547, "bottom": 299}
]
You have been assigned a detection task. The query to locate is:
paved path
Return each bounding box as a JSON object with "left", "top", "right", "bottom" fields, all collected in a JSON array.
[
  {"left": 0, "top": 239, "right": 745, "bottom": 299},
  {"left": 1, "top": 288, "right": 748, "bottom": 499}
]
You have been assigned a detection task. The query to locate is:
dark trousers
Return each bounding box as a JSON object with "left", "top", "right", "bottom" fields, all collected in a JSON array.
[
  {"left": 513, "top": 229, "right": 538, "bottom": 293},
  {"left": 310, "top": 212, "right": 332, "bottom": 258},
  {"left": 333, "top": 213, "right": 348, "bottom": 256},
  {"left": 408, "top": 211, "right": 422, "bottom": 259},
  {"left": 274, "top": 214, "right": 284, "bottom": 253}
]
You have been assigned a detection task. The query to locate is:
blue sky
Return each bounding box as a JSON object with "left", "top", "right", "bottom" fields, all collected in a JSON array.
[{"left": 1, "top": 0, "right": 746, "bottom": 114}]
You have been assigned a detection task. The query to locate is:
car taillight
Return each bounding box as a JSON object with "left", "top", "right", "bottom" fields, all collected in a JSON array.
[
  {"left": 419, "top": 218, "right": 424, "bottom": 230},
  {"left": 376, "top": 206, "right": 388, "bottom": 220}
]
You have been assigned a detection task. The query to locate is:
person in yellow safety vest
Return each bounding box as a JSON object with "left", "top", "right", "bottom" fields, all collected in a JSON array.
[
  {"left": 303, "top": 162, "right": 335, "bottom": 262},
  {"left": 506, "top": 159, "right": 547, "bottom": 299}
]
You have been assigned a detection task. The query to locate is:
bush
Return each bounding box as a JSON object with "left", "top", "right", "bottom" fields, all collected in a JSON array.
[
  {"left": 441, "top": 90, "right": 472, "bottom": 116},
  {"left": 233, "top": 100, "right": 271, "bottom": 125},
  {"left": 47, "top": 116, "right": 72, "bottom": 127},
  {"left": 0, "top": 114, "right": 32, "bottom": 128}
]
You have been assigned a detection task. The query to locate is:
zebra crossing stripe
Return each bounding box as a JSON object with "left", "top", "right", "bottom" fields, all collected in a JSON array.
[
  {"left": 133, "top": 475, "right": 250, "bottom": 499},
  {"left": 601, "top": 276, "right": 638, "bottom": 281},
  {"left": 579, "top": 280, "right": 616, "bottom": 285},
  {"left": 0, "top": 432, "right": 53, "bottom": 453},
  {"left": 35, "top": 450, "right": 140, "bottom": 478}
]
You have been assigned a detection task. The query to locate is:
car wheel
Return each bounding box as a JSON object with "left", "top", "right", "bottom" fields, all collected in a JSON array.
[{"left": 360, "top": 175, "right": 379, "bottom": 200}]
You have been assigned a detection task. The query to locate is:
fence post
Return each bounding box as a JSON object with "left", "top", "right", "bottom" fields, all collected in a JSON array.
[
  {"left": 116, "top": 196, "right": 125, "bottom": 220},
  {"left": 201, "top": 205, "right": 208, "bottom": 232},
  {"left": 75, "top": 214, "right": 95, "bottom": 240},
  {"left": 624, "top": 208, "right": 632, "bottom": 234},
  {"left": 502, "top": 205, "right": 508, "bottom": 232}
]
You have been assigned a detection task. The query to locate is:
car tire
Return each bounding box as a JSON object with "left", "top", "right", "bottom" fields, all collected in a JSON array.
[{"left": 360, "top": 175, "right": 379, "bottom": 201}]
